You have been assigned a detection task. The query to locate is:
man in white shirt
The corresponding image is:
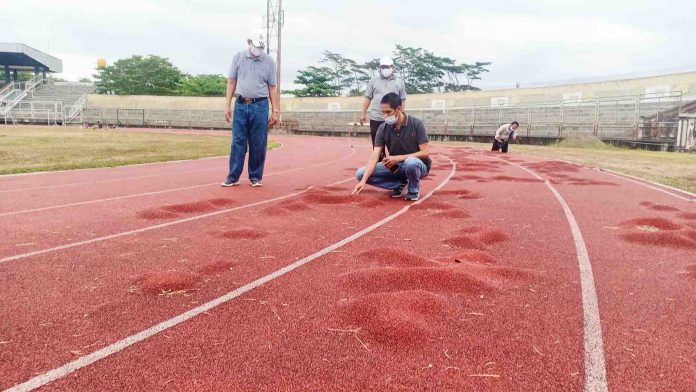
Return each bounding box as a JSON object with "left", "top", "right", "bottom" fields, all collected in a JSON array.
[
  {"left": 492, "top": 121, "right": 520, "bottom": 153},
  {"left": 360, "top": 57, "right": 407, "bottom": 155}
]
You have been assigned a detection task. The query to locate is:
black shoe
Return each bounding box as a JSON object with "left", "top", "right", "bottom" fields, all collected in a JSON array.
[
  {"left": 404, "top": 192, "right": 420, "bottom": 201},
  {"left": 390, "top": 183, "right": 406, "bottom": 198}
]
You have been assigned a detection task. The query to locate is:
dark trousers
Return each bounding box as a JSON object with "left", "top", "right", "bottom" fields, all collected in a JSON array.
[
  {"left": 227, "top": 99, "right": 269, "bottom": 183},
  {"left": 492, "top": 139, "right": 509, "bottom": 153},
  {"left": 370, "top": 120, "right": 386, "bottom": 160}
]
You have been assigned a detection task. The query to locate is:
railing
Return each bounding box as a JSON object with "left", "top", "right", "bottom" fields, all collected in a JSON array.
[
  {"left": 65, "top": 94, "right": 88, "bottom": 123},
  {"left": 6, "top": 90, "right": 687, "bottom": 144},
  {"left": 0, "top": 81, "right": 19, "bottom": 100},
  {"left": 281, "top": 91, "right": 684, "bottom": 141},
  {"left": 23, "top": 74, "right": 44, "bottom": 95}
]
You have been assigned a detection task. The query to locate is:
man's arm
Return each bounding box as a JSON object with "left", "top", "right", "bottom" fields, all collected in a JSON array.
[
  {"left": 224, "top": 79, "right": 237, "bottom": 123},
  {"left": 360, "top": 79, "right": 374, "bottom": 126},
  {"left": 268, "top": 84, "right": 280, "bottom": 126},
  {"left": 400, "top": 80, "right": 407, "bottom": 111},
  {"left": 352, "top": 146, "right": 383, "bottom": 195},
  {"left": 383, "top": 143, "right": 429, "bottom": 169},
  {"left": 494, "top": 125, "right": 504, "bottom": 141},
  {"left": 360, "top": 98, "right": 371, "bottom": 126}
]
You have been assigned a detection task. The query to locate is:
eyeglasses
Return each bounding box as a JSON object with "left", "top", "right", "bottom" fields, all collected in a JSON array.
[{"left": 380, "top": 65, "right": 392, "bottom": 69}]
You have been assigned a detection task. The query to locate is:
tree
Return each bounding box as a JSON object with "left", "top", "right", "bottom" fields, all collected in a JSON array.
[
  {"left": 319, "top": 51, "right": 352, "bottom": 95},
  {"left": 285, "top": 66, "right": 339, "bottom": 97},
  {"left": 95, "top": 55, "right": 184, "bottom": 95},
  {"left": 462, "top": 62, "right": 492, "bottom": 89},
  {"left": 345, "top": 59, "right": 371, "bottom": 96},
  {"left": 178, "top": 74, "right": 227, "bottom": 97}
]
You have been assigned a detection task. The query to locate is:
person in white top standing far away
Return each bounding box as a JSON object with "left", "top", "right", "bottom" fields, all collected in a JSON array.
[
  {"left": 492, "top": 121, "right": 520, "bottom": 153},
  {"left": 360, "top": 57, "right": 407, "bottom": 160}
]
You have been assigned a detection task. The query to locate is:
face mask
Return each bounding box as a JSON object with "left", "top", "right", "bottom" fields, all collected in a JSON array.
[
  {"left": 384, "top": 114, "right": 397, "bottom": 125},
  {"left": 250, "top": 46, "right": 263, "bottom": 57},
  {"left": 381, "top": 68, "right": 393, "bottom": 78}
]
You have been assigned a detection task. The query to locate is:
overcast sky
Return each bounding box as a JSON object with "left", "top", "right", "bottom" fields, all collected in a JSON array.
[{"left": 2, "top": 0, "right": 695, "bottom": 90}]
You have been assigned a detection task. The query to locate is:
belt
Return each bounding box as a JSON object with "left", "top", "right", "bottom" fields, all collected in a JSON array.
[{"left": 237, "top": 96, "right": 268, "bottom": 104}]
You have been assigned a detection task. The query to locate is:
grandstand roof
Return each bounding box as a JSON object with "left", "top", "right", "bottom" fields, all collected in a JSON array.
[{"left": 0, "top": 43, "right": 63, "bottom": 73}]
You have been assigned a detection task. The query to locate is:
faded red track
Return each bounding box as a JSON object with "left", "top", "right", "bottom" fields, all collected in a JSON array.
[{"left": 0, "top": 134, "right": 694, "bottom": 392}]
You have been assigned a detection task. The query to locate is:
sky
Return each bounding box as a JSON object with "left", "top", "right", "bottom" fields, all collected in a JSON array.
[{"left": 1, "top": 0, "right": 695, "bottom": 90}]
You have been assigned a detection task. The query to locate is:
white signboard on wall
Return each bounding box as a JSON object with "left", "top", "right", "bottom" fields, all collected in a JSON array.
[
  {"left": 431, "top": 99, "right": 446, "bottom": 109},
  {"left": 490, "top": 97, "right": 509, "bottom": 107},
  {"left": 645, "top": 85, "right": 671, "bottom": 96},
  {"left": 563, "top": 92, "right": 583, "bottom": 104}
]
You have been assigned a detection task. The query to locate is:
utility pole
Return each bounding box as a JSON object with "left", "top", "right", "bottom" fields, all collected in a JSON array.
[
  {"left": 276, "top": 0, "right": 283, "bottom": 98},
  {"left": 264, "top": 1, "right": 284, "bottom": 112},
  {"left": 266, "top": 0, "right": 271, "bottom": 55}
]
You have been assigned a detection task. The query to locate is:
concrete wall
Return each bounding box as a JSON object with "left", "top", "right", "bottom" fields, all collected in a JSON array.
[{"left": 86, "top": 71, "right": 696, "bottom": 111}]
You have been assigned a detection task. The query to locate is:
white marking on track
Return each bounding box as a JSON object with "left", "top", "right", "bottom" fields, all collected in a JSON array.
[
  {"left": 0, "top": 140, "right": 316, "bottom": 193},
  {"left": 0, "top": 147, "right": 356, "bottom": 217},
  {"left": 497, "top": 158, "right": 609, "bottom": 392},
  {"left": 0, "top": 173, "right": 355, "bottom": 265},
  {"left": 3, "top": 157, "right": 456, "bottom": 392},
  {"left": 599, "top": 169, "right": 695, "bottom": 202}
]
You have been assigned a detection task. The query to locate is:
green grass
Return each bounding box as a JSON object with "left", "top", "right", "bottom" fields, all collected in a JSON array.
[
  {"left": 0, "top": 127, "right": 280, "bottom": 175},
  {"left": 443, "top": 140, "right": 696, "bottom": 193}
]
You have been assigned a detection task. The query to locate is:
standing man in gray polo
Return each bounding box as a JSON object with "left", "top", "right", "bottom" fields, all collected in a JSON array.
[
  {"left": 360, "top": 57, "right": 407, "bottom": 154},
  {"left": 222, "top": 30, "right": 280, "bottom": 187}
]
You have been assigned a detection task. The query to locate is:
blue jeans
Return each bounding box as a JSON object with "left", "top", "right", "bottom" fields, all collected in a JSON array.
[
  {"left": 355, "top": 157, "right": 428, "bottom": 195},
  {"left": 227, "top": 99, "right": 269, "bottom": 183}
]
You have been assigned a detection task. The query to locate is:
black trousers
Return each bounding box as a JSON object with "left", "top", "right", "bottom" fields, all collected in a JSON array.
[
  {"left": 492, "top": 139, "right": 509, "bottom": 153},
  {"left": 370, "top": 120, "right": 386, "bottom": 160}
]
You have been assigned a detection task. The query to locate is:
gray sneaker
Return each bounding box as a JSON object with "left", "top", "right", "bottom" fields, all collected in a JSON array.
[
  {"left": 250, "top": 180, "right": 263, "bottom": 187},
  {"left": 221, "top": 180, "right": 240, "bottom": 187},
  {"left": 404, "top": 192, "right": 420, "bottom": 201}
]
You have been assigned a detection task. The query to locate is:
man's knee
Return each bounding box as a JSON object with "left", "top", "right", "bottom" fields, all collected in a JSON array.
[
  {"left": 403, "top": 157, "right": 422, "bottom": 173},
  {"left": 355, "top": 167, "right": 366, "bottom": 181}
]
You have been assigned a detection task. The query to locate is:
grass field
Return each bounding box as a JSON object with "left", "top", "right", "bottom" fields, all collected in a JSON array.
[
  {"left": 0, "top": 127, "right": 280, "bottom": 175},
  {"left": 451, "top": 140, "right": 696, "bottom": 193}
]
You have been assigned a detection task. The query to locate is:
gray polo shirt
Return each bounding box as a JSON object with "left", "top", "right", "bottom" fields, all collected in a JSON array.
[
  {"left": 364, "top": 74, "right": 407, "bottom": 121},
  {"left": 228, "top": 49, "right": 277, "bottom": 99},
  {"left": 375, "top": 113, "right": 431, "bottom": 170}
]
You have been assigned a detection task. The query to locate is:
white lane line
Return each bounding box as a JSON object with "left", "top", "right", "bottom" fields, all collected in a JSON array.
[
  {"left": 4, "top": 157, "right": 456, "bottom": 392},
  {"left": 0, "top": 148, "right": 357, "bottom": 217},
  {"left": 498, "top": 159, "right": 609, "bottom": 392},
  {"left": 0, "top": 173, "right": 355, "bottom": 265},
  {"left": 0, "top": 140, "right": 313, "bottom": 194},
  {"left": 599, "top": 169, "right": 695, "bottom": 202}
]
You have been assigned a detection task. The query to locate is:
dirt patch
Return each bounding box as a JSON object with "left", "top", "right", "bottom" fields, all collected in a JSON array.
[
  {"left": 221, "top": 228, "right": 269, "bottom": 240},
  {"left": 132, "top": 271, "right": 200, "bottom": 295},
  {"left": 136, "top": 208, "right": 180, "bottom": 220}
]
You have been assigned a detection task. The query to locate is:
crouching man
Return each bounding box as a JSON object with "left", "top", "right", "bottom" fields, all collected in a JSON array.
[{"left": 352, "top": 93, "right": 431, "bottom": 201}]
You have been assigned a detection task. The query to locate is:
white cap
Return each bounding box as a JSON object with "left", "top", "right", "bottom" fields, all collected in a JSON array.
[
  {"left": 247, "top": 30, "right": 265, "bottom": 48},
  {"left": 379, "top": 57, "right": 394, "bottom": 67}
]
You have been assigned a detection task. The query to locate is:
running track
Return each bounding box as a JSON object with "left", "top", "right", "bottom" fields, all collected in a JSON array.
[{"left": 0, "top": 134, "right": 694, "bottom": 391}]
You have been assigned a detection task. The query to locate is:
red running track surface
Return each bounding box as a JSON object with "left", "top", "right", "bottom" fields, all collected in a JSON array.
[{"left": 0, "top": 136, "right": 694, "bottom": 391}]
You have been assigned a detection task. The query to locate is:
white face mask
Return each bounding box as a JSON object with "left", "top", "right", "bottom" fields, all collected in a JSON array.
[
  {"left": 384, "top": 115, "right": 397, "bottom": 125},
  {"left": 250, "top": 46, "right": 263, "bottom": 57},
  {"left": 381, "top": 68, "right": 393, "bottom": 78}
]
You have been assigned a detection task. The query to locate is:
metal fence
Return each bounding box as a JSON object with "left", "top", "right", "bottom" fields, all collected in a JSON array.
[
  {"left": 82, "top": 107, "right": 230, "bottom": 129},
  {"left": 29, "top": 91, "right": 689, "bottom": 143},
  {"left": 282, "top": 91, "right": 684, "bottom": 141}
]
